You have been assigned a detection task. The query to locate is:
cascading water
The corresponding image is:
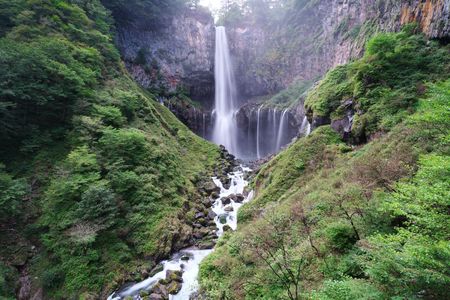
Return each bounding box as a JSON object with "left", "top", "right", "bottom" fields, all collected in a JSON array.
[
  {"left": 212, "top": 26, "right": 239, "bottom": 156},
  {"left": 108, "top": 167, "right": 254, "bottom": 300},
  {"left": 300, "top": 116, "right": 311, "bottom": 136},
  {"left": 272, "top": 109, "right": 277, "bottom": 153},
  {"left": 256, "top": 106, "right": 262, "bottom": 159},
  {"left": 276, "top": 109, "right": 288, "bottom": 151}
]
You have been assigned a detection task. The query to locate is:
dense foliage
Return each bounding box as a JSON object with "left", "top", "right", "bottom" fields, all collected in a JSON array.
[
  {"left": 305, "top": 25, "right": 449, "bottom": 143},
  {"left": 0, "top": 0, "right": 218, "bottom": 298},
  {"left": 199, "top": 31, "right": 450, "bottom": 299}
]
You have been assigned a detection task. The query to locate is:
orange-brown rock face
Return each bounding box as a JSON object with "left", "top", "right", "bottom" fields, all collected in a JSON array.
[{"left": 401, "top": 0, "right": 450, "bottom": 38}]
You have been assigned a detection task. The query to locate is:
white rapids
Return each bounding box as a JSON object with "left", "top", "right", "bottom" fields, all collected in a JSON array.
[{"left": 108, "top": 166, "right": 253, "bottom": 300}]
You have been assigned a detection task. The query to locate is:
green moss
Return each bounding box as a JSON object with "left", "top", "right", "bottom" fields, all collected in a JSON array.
[{"left": 305, "top": 28, "right": 449, "bottom": 141}]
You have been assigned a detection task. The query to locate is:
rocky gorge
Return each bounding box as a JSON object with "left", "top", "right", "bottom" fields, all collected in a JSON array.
[{"left": 111, "top": 0, "right": 450, "bottom": 158}]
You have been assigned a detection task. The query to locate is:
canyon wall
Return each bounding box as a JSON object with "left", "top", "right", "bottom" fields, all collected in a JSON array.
[
  {"left": 114, "top": 7, "right": 215, "bottom": 106},
  {"left": 226, "top": 0, "right": 450, "bottom": 100}
]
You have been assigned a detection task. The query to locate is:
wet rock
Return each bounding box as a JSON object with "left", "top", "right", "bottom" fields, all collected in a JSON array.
[
  {"left": 218, "top": 214, "right": 227, "bottom": 224},
  {"left": 193, "top": 228, "right": 209, "bottom": 239},
  {"left": 167, "top": 281, "right": 182, "bottom": 295},
  {"left": 203, "top": 181, "right": 220, "bottom": 194},
  {"left": 210, "top": 191, "right": 220, "bottom": 199},
  {"left": 148, "top": 264, "right": 164, "bottom": 277},
  {"left": 197, "top": 240, "right": 216, "bottom": 249},
  {"left": 223, "top": 225, "right": 232, "bottom": 232},
  {"left": 229, "top": 194, "right": 237, "bottom": 201},
  {"left": 140, "top": 290, "right": 150, "bottom": 297},
  {"left": 331, "top": 98, "right": 354, "bottom": 141},
  {"left": 149, "top": 294, "right": 164, "bottom": 300},
  {"left": 224, "top": 206, "right": 234, "bottom": 212},
  {"left": 311, "top": 115, "right": 331, "bottom": 130},
  {"left": 221, "top": 197, "right": 231, "bottom": 205},
  {"left": 151, "top": 282, "right": 169, "bottom": 299},
  {"left": 180, "top": 254, "right": 190, "bottom": 261},
  {"left": 197, "top": 218, "right": 208, "bottom": 226},
  {"left": 235, "top": 194, "right": 245, "bottom": 203},
  {"left": 201, "top": 198, "right": 212, "bottom": 208},
  {"left": 166, "top": 270, "right": 183, "bottom": 283},
  {"left": 195, "top": 212, "right": 205, "bottom": 219},
  {"left": 207, "top": 209, "right": 217, "bottom": 220}
]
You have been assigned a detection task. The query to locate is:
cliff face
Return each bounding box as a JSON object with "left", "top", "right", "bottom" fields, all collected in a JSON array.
[
  {"left": 226, "top": 0, "right": 450, "bottom": 100},
  {"left": 115, "top": 8, "right": 215, "bottom": 105}
]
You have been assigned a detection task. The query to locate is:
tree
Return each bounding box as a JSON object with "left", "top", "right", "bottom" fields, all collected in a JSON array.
[
  {"left": 239, "top": 209, "right": 308, "bottom": 300},
  {"left": 76, "top": 181, "right": 118, "bottom": 229}
]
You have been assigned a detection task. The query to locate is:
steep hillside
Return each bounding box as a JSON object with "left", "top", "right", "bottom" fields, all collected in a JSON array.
[
  {"left": 199, "top": 28, "right": 450, "bottom": 299},
  {"left": 0, "top": 0, "right": 220, "bottom": 298}
]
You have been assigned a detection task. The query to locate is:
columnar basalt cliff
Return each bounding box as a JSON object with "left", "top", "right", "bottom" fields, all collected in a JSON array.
[
  {"left": 225, "top": 0, "right": 450, "bottom": 100},
  {"left": 110, "top": 0, "right": 449, "bottom": 158},
  {"left": 114, "top": 7, "right": 215, "bottom": 105}
]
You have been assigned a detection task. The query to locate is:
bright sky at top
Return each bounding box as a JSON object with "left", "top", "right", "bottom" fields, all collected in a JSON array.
[{"left": 199, "top": 0, "right": 223, "bottom": 12}]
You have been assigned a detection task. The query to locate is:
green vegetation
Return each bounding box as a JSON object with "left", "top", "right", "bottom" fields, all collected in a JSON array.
[
  {"left": 199, "top": 31, "right": 450, "bottom": 299},
  {"left": 305, "top": 26, "right": 449, "bottom": 142},
  {"left": 263, "top": 80, "right": 314, "bottom": 109},
  {"left": 0, "top": 0, "right": 218, "bottom": 298}
]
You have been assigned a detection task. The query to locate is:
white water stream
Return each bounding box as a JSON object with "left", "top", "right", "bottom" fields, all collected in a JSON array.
[{"left": 108, "top": 166, "right": 253, "bottom": 300}]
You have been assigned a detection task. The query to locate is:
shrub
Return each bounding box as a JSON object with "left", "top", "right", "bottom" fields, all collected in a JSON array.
[{"left": 325, "top": 223, "right": 358, "bottom": 253}]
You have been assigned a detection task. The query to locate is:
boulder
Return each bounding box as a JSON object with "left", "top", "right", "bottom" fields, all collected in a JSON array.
[
  {"left": 167, "top": 281, "right": 182, "bottom": 295},
  {"left": 150, "top": 282, "right": 169, "bottom": 299},
  {"left": 210, "top": 191, "right": 220, "bottom": 199},
  {"left": 224, "top": 206, "right": 234, "bottom": 212},
  {"left": 149, "top": 264, "right": 164, "bottom": 277},
  {"left": 140, "top": 290, "right": 150, "bottom": 297},
  {"left": 207, "top": 209, "right": 217, "bottom": 220},
  {"left": 180, "top": 254, "right": 191, "bottom": 261},
  {"left": 193, "top": 228, "right": 208, "bottom": 239},
  {"left": 197, "top": 218, "right": 208, "bottom": 226},
  {"left": 201, "top": 198, "right": 212, "bottom": 208},
  {"left": 195, "top": 212, "right": 205, "bottom": 219},
  {"left": 235, "top": 194, "right": 245, "bottom": 203},
  {"left": 203, "top": 181, "right": 220, "bottom": 194},
  {"left": 221, "top": 197, "right": 231, "bottom": 205},
  {"left": 166, "top": 270, "right": 183, "bottom": 283},
  {"left": 223, "top": 225, "right": 232, "bottom": 232},
  {"left": 197, "top": 240, "right": 216, "bottom": 249},
  {"left": 149, "top": 294, "right": 163, "bottom": 300},
  {"left": 218, "top": 214, "right": 227, "bottom": 224}
]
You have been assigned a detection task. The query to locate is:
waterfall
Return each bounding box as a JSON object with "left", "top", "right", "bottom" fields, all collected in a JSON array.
[
  {"left": 202, "top": 113, "right": 206, "bottom": 138},
  {"left": 212, "top": 26, "right": 239, "bottom": 156},
  {"left": 300, "top": 116, "right": 311, "bottom": 136},
  {"left": 276, "top": 109, "right": 288, "bottom": 151},
  {"left": 256, "top": 106, "right": 262, "bottom": 159},
  {"left": 272, "top": 109, "right": 278, "bottom": 153}
]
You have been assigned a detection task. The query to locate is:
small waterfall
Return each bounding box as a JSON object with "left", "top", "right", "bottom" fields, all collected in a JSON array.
[
  {"left": 256, "top": 106, "right": 262, "bottom": 159},
  {"left": 212, "top": 26, "right": 239, "bottom": 156},
  {"left": 300, "top": 116, "right": 311, "bottom": 136},
  {"left": 202, "top": 113, "right": 206, "bottom": 138},
  {"left": 276, "top": 109, "right": 288, "bottom": 151},
  {"left": 247, "top": 108, "right": 254, "bottom": 155},
  {"left": 272, "top": 109, "right": 278, "bottom": 154}
]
